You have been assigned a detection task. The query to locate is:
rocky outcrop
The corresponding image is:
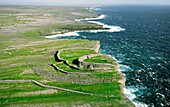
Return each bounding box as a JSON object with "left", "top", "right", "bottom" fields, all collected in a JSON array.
[
  {"left": 78, "top": 62, "right": 113, "bottom": 70},
  {"left": 78, "top": 54, "right": 101, "bottom": 62},
  {"left": 72, "top": 54, "right": 114, "bottom": 71}
]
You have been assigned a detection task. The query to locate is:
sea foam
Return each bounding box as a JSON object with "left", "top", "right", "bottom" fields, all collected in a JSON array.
[
  {"left": 112, "top": 54, "right": 148, "bottom": 107},
  {"left": 45, "top": 14, "right": 125, "bottom": 38},
  {"left": 118, "top": 62, "right": 148, "bottom": 107},
  {"left": 45, "top": 32, "right": 79, "bottom": 38},
  {"left": 75, "top": 14, "right": 106, "bottom": 21},
  {"left": 77, "top": 14, "right": 125, "bottom": 33},
  {"left": 87, "top": 21, "right": 125, "bottom": 32},
  {"left": 125, "top": 86, "right": 148, "bottom": 107}
]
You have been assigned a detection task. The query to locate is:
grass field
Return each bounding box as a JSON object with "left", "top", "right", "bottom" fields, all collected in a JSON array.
[{"left": 0, "top": 5, "right": 134, "bottom": 107}]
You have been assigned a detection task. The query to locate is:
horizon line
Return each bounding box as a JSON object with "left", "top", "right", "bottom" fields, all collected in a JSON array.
[{"left": 0, "top": 3, "right": 170, "bottom": 6}]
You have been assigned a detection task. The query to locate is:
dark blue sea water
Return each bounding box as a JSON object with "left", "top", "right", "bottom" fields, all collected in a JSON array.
[{"left": 57, "top": 5, "right": 170, "bottom": 107}]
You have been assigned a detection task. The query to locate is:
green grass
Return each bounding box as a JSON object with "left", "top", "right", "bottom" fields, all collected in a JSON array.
[
  {"left": 0, "top": 5, "right": 134, "bottom": 107},
  {"left": 84, "top": 55, "right": 114, "bottom": 64},
  {"left": 60, "top": 49, "right": 96, "bottom": 61},
  {"left": 0, "top": 93, "right": 118, "bottom": 107},
  {"left": 45, "top": 82, "right": 121, "bottom": 96},
  {"left": 23, "top": 22, "right": 104, "bottom": 38},
  {"left": 0, "top": 16, "right": 34, "bottom": 27}
]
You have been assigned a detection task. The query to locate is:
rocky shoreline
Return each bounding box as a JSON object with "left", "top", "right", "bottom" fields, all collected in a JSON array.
[{"left": 94, "top": 41, "right": 126, "bottom": 93}]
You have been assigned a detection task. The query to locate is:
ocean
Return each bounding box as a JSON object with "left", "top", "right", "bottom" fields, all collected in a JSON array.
[{"left": 48, "top": 5, "right": 170, "bottom": 107}]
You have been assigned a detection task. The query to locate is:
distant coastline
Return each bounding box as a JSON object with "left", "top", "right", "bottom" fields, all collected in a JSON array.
[{"left": 45, "top": 14, "right": 125, "bottom": 38}]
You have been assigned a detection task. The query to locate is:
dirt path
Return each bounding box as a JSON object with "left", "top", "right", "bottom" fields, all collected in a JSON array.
[{"left": 0, "top": 80, "right": 32, "bottom": 83}]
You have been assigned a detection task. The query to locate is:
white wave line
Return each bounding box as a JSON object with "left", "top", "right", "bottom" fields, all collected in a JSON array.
[
  {"left": 75, "top": 14, "right": 106, "bottom": 22},
  {"left": 45, "top": 14, "right": 125, "bottom": 38},
  {"left": 45, "top": 31, "right": 79, "bottom": 38}
]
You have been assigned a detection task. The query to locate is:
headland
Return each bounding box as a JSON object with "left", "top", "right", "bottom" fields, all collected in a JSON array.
[{"left": 0, "top": 5, "right": 134, "bottom": 107}]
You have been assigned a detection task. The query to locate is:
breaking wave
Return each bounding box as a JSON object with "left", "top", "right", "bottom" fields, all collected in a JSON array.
[
  {"left": 87, "top": 21, "right": 125, "bottom": 32},
  {"left": 77, "top": 14, "right": 125, "bottom": 33},
  {"left": 45, "top": 32, "right": 79, "bottom": 38},
  {"left": 45, "top": 14, "right": 125, "bottom": 38},
  {"left": 125, "top": 87, "right": 148, "bottom": 107},
  {"left": 75, "top": 14, "right": 106, "bottom": 21}
]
